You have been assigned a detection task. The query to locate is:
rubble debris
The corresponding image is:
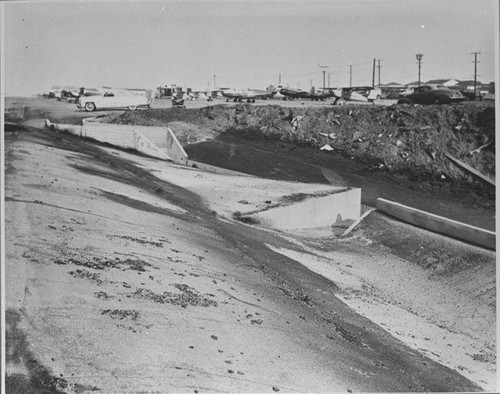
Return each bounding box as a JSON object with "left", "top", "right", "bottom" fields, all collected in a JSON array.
[
  {"left": 320, "top": 144, "right": 334, "bottom": 152},
  {"left": 101, "top": 309, "right": 140, "bottom": 321},
  {"left": 290, "top": 115, "right": 303, "bottom": 132},
  {"left": 444, "top": 153, "right": 495, "bottom": 187},
  {"left": 469, "top": 141, "right": 492, "bottom": 155},
  {"left": 69, "top": 269, "right": 104, "bottom": 285},
  {"left": 426, "top": 149, "right": 437, "bottom": 160},
  {"left": 111, "top": 103, "right": 495, "bottom": 185},
  {"left": 131, "top": 284, "right": 218, "bottom": 308}
]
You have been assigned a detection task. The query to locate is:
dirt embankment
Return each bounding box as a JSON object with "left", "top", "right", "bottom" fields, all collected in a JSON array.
[{"left": 111, "top": 103, "right": 495, "bottom": 185}]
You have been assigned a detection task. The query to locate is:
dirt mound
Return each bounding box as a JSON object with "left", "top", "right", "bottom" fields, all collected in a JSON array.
[{"left": 111, "top": 103, "right": 495, "bottom": 185}]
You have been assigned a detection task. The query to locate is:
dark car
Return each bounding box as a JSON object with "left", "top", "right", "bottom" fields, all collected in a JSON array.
[
  {"left": 397, "top": 84, "right": 466, "bottom": 105},
  {"left": 448, "top": 85, "right": 480, "bottom": 100}
]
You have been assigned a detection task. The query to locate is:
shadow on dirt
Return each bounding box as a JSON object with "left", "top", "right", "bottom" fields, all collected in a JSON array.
[{"left": 5, "top": 309, "right": 99, "bottom": 393}]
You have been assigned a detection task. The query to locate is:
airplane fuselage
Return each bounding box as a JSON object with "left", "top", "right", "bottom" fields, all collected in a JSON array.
[
  {"left": 279, "top": 88, "right": 311, "bottom": 100},
  {"left": 221, "top": 88, "right": 275, "bottom": 103}
]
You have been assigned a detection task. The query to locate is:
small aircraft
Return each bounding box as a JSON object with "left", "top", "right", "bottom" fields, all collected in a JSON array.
[
  {"left": 332, "top": 86, "right": 382, "bottom": 102},
  {"left": 309, "top": 86, "right": 343, "bottom": 101},
  {"left": 190, "top": 87, "right": 227, "bottom": 101},
  {"left": 279, "top": 86, "right": 341, "bottom": 101},
  {"left": 279, "top": 87, "right": 312, "bottom": 100},
  {"left": 222, "top": 87, "right": 277, "bottom": 103}
]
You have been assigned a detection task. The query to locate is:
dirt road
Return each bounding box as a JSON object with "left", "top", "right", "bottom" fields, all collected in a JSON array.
[{"left": 3, "top": 97, "right": 496, "bottom": 392}]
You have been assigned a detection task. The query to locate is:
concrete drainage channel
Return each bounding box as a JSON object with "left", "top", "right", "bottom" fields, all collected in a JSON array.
[{"left": 45, "top": 117, "right": 495, "bottom": 250}]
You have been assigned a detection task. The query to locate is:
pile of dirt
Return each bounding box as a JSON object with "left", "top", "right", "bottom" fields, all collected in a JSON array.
[{"left": 111, "top": 103, "right": 495, "bottom": 185}]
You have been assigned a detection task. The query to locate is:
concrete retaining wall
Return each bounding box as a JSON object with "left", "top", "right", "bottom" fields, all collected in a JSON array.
[
  {"left": 81, "top": 120, "right": 188, "bottom": 164},
  {"left": 377, "top": 198, "right": 496, "bottom": 250},
  {"left": 254, "top": 188, "right": 361, "bottom": 230},
  {"left": 46, "top": 118, "right": 188, "bottom": 165}
]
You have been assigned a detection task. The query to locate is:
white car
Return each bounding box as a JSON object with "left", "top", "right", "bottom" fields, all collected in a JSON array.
[{"left": 77, "top": 90, "right": 152, "bottom": 112}]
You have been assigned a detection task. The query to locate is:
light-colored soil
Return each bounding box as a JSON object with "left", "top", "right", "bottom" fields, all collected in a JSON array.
[
  {"left": 101, "top": 145, "right": 498, "bottom": 391},
  {"left": 3, "top": 97, "right": 496, "bottom": 392}
]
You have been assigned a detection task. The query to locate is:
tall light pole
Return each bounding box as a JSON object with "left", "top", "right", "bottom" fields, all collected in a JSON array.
[
  {"left": 471, "top": 52, "right": 480, "bottom": 93},
  {"left": 349, "top": 65, "right": 352, "bottom": 87},
  {"left": 318, "top": 64, "right": 329, "bottom": 90},
  {"left": 416, "top": 54, "right": 423, "bottom": 87},
  {"left": 372, "top": 58, "right": 376, "bottom": 87},
  {"left": 377, "top": 59, "right": 382, "bottom": 86}
]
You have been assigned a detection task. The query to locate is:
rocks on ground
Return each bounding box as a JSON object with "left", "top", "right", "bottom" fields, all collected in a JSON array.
[{"left": 110, "top": 103, "right": 495, "bottom": 186}]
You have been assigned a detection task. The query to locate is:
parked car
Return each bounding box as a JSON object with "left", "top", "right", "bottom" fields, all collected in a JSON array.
[
  {"left": 48, "top": 86, "right": 63, "bottom": 100},
  {"left": 448, "top": 86, "right": 480, "bottom": 101},
  {"left": 397, "top": 84, "right": 466, "bottom": 105},
  {"left": 77, "top": 89, "right": 152, "bottom": 112}
]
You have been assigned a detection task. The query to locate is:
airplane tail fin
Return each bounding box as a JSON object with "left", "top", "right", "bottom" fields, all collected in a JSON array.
[
  {"left": 145, "top": 89, "right": 154, "bottom": 103},
  {"left": 266, "top": 84, "right": 277, "bottom": 93}
]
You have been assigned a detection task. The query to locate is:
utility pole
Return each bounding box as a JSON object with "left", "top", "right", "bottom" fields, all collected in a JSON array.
[
  {"left": 377, "top": 59, "right": 382, "bottom": 86},
  {"left": 349, "top": 65, "right": 352, "bottom": 87},
  {"left": 416, "top": 54, "right": 423, "bottom": 87},
  {"left": 213, "top": 74, "right": 216, "bottom": 88},
  {"left": 372, "top": 58, "right": 376, "bottom": 87},
  {"left": 328, "top": 73, "right": 330, "bottom": 88},
  {"left": 318, "top": 64, "right": 329, "bottom": 90},
  {"left": 471, "top": 52, "right": 480, "bottom": 93},
  {"left": 279, "top": 73, "right": 281, "bottom": 86}
]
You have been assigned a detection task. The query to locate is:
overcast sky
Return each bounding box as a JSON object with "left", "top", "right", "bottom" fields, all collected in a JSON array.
[{"left": 2, "top": 0, "right": 498, "bottom": 95}]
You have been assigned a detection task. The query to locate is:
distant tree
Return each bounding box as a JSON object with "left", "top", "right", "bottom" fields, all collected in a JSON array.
[{"left": 488, "top": 82, "right": 495, "bottom": 93}]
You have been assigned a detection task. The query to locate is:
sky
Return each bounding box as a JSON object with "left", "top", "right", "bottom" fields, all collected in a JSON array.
[{"left": 2, "top": 0, "right": 498, "bottom": 96}]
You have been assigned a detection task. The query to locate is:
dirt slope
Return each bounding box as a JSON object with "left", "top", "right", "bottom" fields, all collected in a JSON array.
[
  {"left": 111, "top": 103, "right": 495, "bottom": 231},
  {"left": 112, "top": 103, "right": 495, "bottom": 183},
  {"left": 4, "top": 125, "right": 492, "bottom": 392}
]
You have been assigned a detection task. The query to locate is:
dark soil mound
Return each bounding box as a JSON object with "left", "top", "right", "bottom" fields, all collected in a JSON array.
[{"left": 111, "top": 103, "right": 495, "bottom": 185}]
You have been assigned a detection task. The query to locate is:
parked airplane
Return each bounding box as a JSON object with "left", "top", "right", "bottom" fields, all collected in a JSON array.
[
  {"left": 332, "top": 86, "right": 382, "bottom": 102},
  {"left": 279, "top": 86, "right": 341, "bottom": 101},
  {"left": 279, "top": 87, "right": 312, "bottom": 100},
  {"left": 222, "top": 87, "right": 276, "bottom": 103},
  {"left": 190, "top": 87, "right": 227, "bottom": 101},
  {"left": 309, "top": 86, "right": 344, "bottom": 101}
]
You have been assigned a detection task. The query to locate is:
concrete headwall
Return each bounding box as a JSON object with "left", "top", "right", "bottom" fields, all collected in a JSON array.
[
  {"left": 81, "top": 120, "right": 188, "bottom": 164},
  {"left": 254, "top": 188, "right": 361, "bottom": 230},
  {"left": 46, "top": 118, "right": 188, "bottom": 165}
]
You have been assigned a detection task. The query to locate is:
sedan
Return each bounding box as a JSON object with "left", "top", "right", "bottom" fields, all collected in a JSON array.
[
  {"left": 77, "top": 90, "right": 152, "bottom": 112},
  {"left": 397, "top": 84, "right": 466, "bottom": 105}
]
